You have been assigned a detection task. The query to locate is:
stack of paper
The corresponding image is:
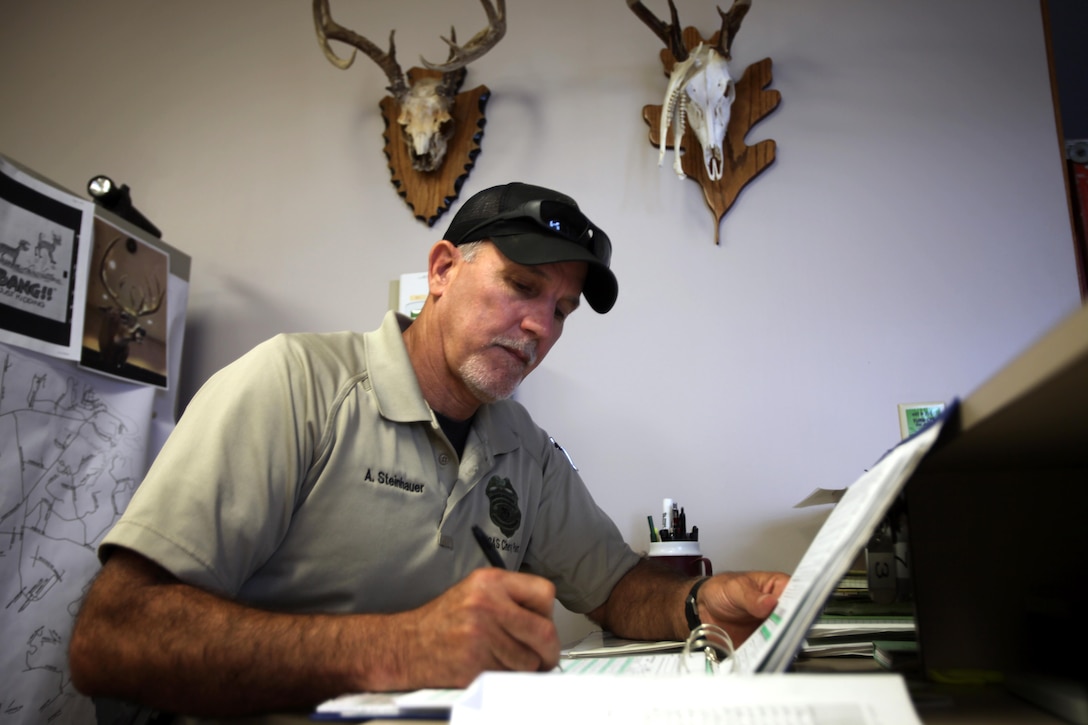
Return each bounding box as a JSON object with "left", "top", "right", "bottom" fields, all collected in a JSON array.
[{"left": 561, "top": 630, "right": 683, "bottom": 658}]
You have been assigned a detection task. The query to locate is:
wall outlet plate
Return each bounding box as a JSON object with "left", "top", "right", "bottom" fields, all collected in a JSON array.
[{"left": 897, "top": 401, "right": 946, "bottom": 439}]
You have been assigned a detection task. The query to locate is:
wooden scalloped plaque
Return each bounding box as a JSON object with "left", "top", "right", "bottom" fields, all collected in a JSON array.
[
  {"left": 379, "top": 67, "right": 490, "bottom": 227},
  {"left": 642, "top": 27, "right": 780, "bottom": 244}
]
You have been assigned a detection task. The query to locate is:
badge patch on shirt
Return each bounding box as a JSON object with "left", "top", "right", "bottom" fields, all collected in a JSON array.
[{"left": 485, "top": 476, "right": 521, "bottom": 537}]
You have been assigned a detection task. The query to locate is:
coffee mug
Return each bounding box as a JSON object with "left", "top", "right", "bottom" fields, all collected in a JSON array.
[{"left": 648, "top": 541, "right": 713, "bottom": 577}]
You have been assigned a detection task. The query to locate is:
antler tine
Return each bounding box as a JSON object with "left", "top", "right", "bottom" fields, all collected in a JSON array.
[
  {"left": 99, "top": 237, "right": 164, "bottom": 317},
  {"left": 99, "top": 237, "right": 125, "bottom": 309},
  {"left": 627, "top": 0, "right": 689, "bottom": 62},
  {"left": 715, "top": 0, "right": 751, "bottom": 59},
  {"left": 420, "top": 0, "right": 507, "bottom": 72},
  {"left": 132, "top": 274, "right": 165, "bottom": 317},
  {"left": 313, "top": 0, "right": 407, "bottom": 97},
  {"left": 432, "top": 27, "right": 469, "bottom": 98}
]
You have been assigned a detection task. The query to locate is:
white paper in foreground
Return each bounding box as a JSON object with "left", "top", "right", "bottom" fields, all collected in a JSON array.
[{"left": 451, "top": 672, "right": 921, "bottom": 724}]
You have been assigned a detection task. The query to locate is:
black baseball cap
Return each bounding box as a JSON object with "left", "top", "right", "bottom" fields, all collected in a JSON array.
[{"left": 442, "top": 182, "right": 618, "bottom": 313}]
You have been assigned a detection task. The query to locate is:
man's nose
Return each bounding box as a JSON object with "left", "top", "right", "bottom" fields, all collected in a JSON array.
[{"left": 520, "top": 303, "right": 555, "bottom": 340}]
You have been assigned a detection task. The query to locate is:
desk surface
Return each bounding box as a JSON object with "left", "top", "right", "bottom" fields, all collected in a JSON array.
[
  {"left": 913, "top": 685, "right": 1071, "bottom": 725},
  {"left": 792, "top": 659, "right": 1071, "bottom": 724}
]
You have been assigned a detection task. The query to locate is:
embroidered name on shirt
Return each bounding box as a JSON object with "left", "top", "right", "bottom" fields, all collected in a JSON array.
[
  {"left": 480, "top": 532, "right": 522, "bottom": 555},
  {"left": 364, "top": 468, "right": 425, "bottom": 494}
]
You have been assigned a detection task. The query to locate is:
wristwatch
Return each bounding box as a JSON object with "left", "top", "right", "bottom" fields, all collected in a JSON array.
[{"left": 685, "top": 577, "right": 709, "bottom": 631}]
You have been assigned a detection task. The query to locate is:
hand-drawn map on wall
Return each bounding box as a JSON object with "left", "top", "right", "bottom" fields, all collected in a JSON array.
[
  {"left": 0, "top": 344, "right": 158, "bottom": 722},
  {"left": 0, "top": 155, "right": 191, "bottom": 725}
]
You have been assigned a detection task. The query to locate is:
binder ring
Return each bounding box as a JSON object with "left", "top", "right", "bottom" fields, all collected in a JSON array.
[{"left": 681, "top": 623, "right": 735, "bottom": 674}]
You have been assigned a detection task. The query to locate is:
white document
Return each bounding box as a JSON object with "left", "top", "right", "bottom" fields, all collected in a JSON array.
[
  {"left": 561, "top": 630, "right": 683, "bottom": 658},
  {"left": 562, "top": 651, "right": 730, "bottom": 676},
  {"left": 793, "top": 486, "right": 846, "bottom": 507},
  {"left": 0, "top": 156, "right": 95, "bottom": 360},
  {"left": 451, "top": 672, "right": 922, "bottom": 724}
]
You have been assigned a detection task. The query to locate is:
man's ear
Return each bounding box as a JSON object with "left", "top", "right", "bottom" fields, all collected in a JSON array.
[{"left": 428, "top": 240, "right": 459, "bottom": 298}]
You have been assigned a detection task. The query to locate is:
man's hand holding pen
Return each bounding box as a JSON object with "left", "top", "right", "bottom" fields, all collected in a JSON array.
[{"left": 400, "top": 567, "right": 561, "bottom": 689}]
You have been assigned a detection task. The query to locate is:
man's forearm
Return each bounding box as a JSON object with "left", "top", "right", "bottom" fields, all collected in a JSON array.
[
  {"left": 587, "top": 558, "right": 696, "bottom": 641},
  {"left": 70, "top": 548, "right": 562, "bottom": 717},
  {"left": 69, "top": 549, "right": 409, "bottom": 717},
  {"left": 589, "top": 561, "right": 790, "bottom": 649}
]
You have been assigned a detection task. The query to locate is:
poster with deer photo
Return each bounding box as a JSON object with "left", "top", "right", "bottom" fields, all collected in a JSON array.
[
  {"left": 79, "top": 215, "right": 170, "bottom": 389},
  {"left": 0, "top": 157, "right": 94, "bottom": 360}
]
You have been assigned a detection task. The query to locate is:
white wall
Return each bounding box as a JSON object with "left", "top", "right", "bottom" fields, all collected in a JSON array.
[{"left": 1, "top": 0, "right": 1080, "bottom": 643}]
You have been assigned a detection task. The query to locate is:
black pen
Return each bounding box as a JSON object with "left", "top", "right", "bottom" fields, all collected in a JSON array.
[{"left": 471, "top": 524, "right": 506, "bottom": 569}]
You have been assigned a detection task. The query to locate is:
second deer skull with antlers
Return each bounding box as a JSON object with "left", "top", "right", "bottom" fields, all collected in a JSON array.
[
  {"left": 314, "top": 0, "right": 506, "bottom": 173},
  {"left": 629, "top": 0, "right": 750, "bottom": 181}
]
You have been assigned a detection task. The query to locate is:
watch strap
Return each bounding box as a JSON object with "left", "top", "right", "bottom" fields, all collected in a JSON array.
[{"left": 684, "top": 577, "right": 709, "bottom": 631}]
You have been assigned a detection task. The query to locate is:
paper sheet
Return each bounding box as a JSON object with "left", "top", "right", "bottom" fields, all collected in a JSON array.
[{"left": 450, "top": 672, "right": 922, "bottom": 724}]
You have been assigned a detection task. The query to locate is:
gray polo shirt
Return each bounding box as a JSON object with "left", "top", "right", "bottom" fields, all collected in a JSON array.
[{"left": 102, "top": 311, "right": 638, "bottom": 615}]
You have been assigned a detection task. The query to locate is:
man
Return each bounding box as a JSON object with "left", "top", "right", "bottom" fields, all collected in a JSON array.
[{"left": 69, "top": 182, "right": 788, "bottom": 720}]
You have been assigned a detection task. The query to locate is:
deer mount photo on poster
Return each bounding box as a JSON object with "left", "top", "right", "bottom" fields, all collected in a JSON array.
[
  {"left": 81, "top": 220, "right": 170, "bottom": 389},
  {"left": 313, "top": 0, "right": 506, "bottom": 226},
  {"left": 629, "top": 0, "right": 780, "bottom": 245}
]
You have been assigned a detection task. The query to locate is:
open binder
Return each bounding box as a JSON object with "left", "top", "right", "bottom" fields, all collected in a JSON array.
[
  {"left": 733, "top": 403, "right": 953, "bottom": 673},
  {"left": 560, "top": 406, "right": 955, "bottom": 678},
  {"left": 560, "top": 623, "right": 735, "bottom": 676}
]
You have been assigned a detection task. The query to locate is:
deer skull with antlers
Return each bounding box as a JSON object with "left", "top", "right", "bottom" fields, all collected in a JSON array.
[
  {"left": 314, "top": 0, "right": 505, "bottom": 173},
  {"left": 629, "top": 0, "right": 750, "bottom": 181}
]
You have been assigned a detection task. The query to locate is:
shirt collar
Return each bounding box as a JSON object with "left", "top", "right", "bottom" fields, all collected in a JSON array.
[{"left": 365, "top": 310, "right": 433, "bottom": 423}]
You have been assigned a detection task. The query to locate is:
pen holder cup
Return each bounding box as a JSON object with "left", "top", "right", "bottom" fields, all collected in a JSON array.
[{"left": 648, "top": 541, "right": 713, "bottom": 577}]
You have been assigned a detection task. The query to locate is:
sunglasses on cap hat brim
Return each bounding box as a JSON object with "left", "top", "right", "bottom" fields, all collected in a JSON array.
[{"left": 450, "top": 199, "right": 611, "bottom": 268}]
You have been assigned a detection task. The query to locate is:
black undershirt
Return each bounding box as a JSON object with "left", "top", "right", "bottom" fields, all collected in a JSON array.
[{"left": 434, "top": 410, "right": 473, "bottom": 459}]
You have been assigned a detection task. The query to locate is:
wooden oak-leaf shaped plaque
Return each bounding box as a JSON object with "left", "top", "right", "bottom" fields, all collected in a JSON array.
[
  {"left": 380, "top": 67, "right": 490, "bottom": 227},
  {"left": 643, "top": 27, "right": 780, "bottom": 244}
]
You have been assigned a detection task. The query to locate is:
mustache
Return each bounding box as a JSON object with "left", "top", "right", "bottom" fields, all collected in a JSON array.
[{"left": 493, "top": 336, "right": 538, "bottom": 367}]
